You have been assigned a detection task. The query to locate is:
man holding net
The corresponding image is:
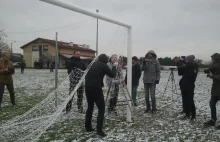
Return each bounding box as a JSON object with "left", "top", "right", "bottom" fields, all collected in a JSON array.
[
  {"left": 66, "top": 51, "right": 86, "bottom": 113},
  {"left": 85, "top": 54, "right": 117, "bottom": 137},
  {"left": 106, "top": 54, "right": 124, "bottom": 113}
]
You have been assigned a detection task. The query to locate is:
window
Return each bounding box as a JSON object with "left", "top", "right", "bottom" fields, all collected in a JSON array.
[
  {"left": 32, "top": 46, "right": 38, "bottom": 51},
  {"left": 43, "top": 45, "right": 48, "bottom": 51}
]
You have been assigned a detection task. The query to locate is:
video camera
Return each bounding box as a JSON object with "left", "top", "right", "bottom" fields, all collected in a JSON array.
[{"left": 204, "top": 69, "right": 210, "bottom": 74}]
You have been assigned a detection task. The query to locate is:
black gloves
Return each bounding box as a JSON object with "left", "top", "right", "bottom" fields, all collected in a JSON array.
[{"left": 156, "top": 80, "right": 159, "bottom": 84}]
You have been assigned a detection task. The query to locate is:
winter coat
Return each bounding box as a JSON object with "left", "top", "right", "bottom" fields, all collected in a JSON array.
[
  {"left": 85, "top": 54, "right": 117, "bottom": 88},
  {"left": 142, "top": 50, "right": 161, "bottom": 84},
  {"left": 209, "top": 53, "right": 220, "bottom": 97},
  {"left": 0, "top": 58, "right": 14, "bottom": 84},
  {"left": 20, "top": 62, "right": 26, "bottom": 69},
  {"left": 67, "top": 56, "right": 86, "bottom": 74},
  {"left": 125, "top": 62, "right": 142, "bottom": 86},
  {"left": 178, "top": 61, "right": 198, "bottom": 90}
]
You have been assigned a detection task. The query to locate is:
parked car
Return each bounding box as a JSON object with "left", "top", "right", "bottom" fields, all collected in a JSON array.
[{"left": 13, "top": 62, "right": 21, "bottom": 68}]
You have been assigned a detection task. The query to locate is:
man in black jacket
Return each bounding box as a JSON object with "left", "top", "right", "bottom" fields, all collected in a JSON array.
[
  {"left": 177, "top": 55, "right": 198, "bottom": 120},
  {"left": 85, "top": 54, "right": 116, "bottom": 137},
  {"left": 125, "top": 56, "right": 141, "bottom": 106},
  {"left": 204, "top": 53, "right": 220, "bottom": 129},
  {"left": 20, "top": 60, "right": 26, "bottom": 74},
  {"left": 66, "top": 51, "right": 86, "bottom": 113}
]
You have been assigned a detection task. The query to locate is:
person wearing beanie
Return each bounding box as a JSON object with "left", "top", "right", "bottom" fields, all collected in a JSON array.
[
  {"left": 125, "top": 56, "right": 141, "bottom": 106},
  {"left": 142, "top": 50, "right": 161, "bottom": 113},
  {"left": 204, "top": 53, "right": 220, "bottom": 129},
  {"left": 178, "top": 54, "right": 198, "bottom": 120},
  {"left": 85, "top": 54, "right": 117, "bottom": 137}
]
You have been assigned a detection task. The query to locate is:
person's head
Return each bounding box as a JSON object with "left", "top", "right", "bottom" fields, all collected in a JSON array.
[
  {"left": 185, "top": 55, "right": 195, "bottom": 63},
  {"left": 145, "top": 50, "right": 157, "bottom": 59},
  {"left": 98, "top": 54, "right": 108, "bottom": 64},
  {"left": 111, "top": 54, "right": 118, "bottom": 63},
  {"left": 211, "top": 53, "right": 220, "bottom": 63},
  {"left": 132, "top": 56, "right": 138, "bottom": 64},
  {"left": 2, "top": 51, "right": 9, "bottom": 61},
  {"left": 73, "top": 51, "right": 80, "bottom": 58}
]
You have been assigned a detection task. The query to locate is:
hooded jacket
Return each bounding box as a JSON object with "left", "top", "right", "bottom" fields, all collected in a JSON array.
[
  {"left": 0, "top": 58, "right": 14, "bottom": 84},
  {"left": 209, "top": 53, "right": 220, "bottom": 96},
  {"left": 106, "top": 55, "right": 124, "bottom": 86},
  {"left": 85, "top": 54, "right": 117, "bottom": 88},
  {"left": 142, "top": 50, "right": 161, "bottom": 84}
]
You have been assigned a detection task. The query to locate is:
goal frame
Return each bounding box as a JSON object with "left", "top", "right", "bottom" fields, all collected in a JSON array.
[{"left": 40, "top": 0, "right": 132, "bottom": 122}]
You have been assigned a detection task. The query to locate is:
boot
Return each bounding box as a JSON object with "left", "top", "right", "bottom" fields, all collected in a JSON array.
[
  {"left": 97, "top": 131, "right": 107, "bottom": 137},
  {"left": 204, "top": 120, "right": 216, "bottom": 127},
  {"left": 86, "top": 127, "right": 95, "bottom": 132},
  {"left": 151, "top": 108, "right": 157, "bottom": 114},
  {"left": 144, "top": 108, "right": 151, "bottom": 113},
  {"left": 215, "top": 125, "right": 220, "bottom": 130},
  {"left": 181, "top": 115, "right": 190, "bottom": 120}
]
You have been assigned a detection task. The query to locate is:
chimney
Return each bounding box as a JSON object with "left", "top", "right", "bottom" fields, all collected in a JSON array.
[{"left": 69, "top": 42, "right": 74, "bottom": 47}]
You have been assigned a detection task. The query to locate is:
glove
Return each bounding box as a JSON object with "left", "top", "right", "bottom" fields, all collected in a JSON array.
[
  {"left": 156, "top": 80, "right": 159, "bottom": 84},
  {"left": 113, "top": 62, "right": 119, "bottom": 66}
]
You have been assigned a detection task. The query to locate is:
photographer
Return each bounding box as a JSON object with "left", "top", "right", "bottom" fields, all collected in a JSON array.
[
  {"left": 204, "top": 53, "right": 220, "bottom": 129},
  {"left": 0, "top": 51, "right": 15, "bottom": 109},
  {"left": 142, "top": 50, "right": 161, "bottom": 113},
  {"left": 174, "top": 56, "right": 186, "bottom": 114},
  {"left": 177, "top": 55, "right": 198, "bottom": 120}
]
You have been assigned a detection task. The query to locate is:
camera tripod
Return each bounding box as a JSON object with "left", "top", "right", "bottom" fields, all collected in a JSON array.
[{"left": 162, "top": 68, "right": 178, "bottom": 101}]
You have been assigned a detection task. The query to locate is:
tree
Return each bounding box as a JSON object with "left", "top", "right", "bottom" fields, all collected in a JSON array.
[{"left": 0, "top": 30, "right": 9, "bottom": 57}]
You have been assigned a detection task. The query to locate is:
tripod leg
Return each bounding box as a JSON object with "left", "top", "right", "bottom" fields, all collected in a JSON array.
[
  {"left": 171, "top": 72, "right": 174, "bottom": 101},
  {"left": 162, "top": 72, "right": 172, "bottom": 97},
  {"left": 123, "top": 84, "right": 135, "bottom": 121}
]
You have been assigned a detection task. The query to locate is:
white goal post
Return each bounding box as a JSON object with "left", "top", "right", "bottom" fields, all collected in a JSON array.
[{"left": 40, "top": 0, "right": 132, "bottom": 122}]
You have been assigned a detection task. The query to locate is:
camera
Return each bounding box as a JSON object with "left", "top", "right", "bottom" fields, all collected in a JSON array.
[
  {"left": 169, "top": 67, "right": 176, "bottom": 71},
  {"left": 204, "top": 69, "right": 210, "bottom": 74}
]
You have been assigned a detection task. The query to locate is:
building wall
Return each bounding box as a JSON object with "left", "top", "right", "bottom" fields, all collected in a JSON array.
[
  {"left": 59, "top": 48, "right": 95, "bottom": 57},
  {"left": 22, "top": 39, "right": 95, "bottom": 68},
  {"left": 23, "top": 42, "right": 56, "bottom": 68}
]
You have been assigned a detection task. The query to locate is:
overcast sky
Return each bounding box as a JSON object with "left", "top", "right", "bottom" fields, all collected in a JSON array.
[{"left": 0, "top": 0, "right": 220, "bottom": 61}]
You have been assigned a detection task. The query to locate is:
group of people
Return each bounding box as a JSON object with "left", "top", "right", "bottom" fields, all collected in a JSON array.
[
  {"left": 0, "top": 49, "right": 219, "bottom": 137},
  {"left": 174, "top": 53, "right": 220, "bottom": 129}
]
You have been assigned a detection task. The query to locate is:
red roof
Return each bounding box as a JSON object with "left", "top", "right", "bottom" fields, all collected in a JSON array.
[{"left": 20, "top": 38, "right": 96, "bottom": 52}]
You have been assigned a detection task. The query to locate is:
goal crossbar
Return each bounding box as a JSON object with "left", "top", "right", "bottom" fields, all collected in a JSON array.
[{"left": 40, "top": 0, "right": 132, "bottom": 122}]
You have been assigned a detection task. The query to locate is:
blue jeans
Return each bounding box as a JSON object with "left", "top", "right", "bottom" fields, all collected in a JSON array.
[
  {"left": 210, "top": 96, "right": 220, "bottom": 121},
  {"left": 132, "top": 85, "right": 138, "bottom": 104}
]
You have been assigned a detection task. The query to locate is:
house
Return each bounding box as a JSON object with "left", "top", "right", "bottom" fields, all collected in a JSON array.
[{"left": 20, "top": 38, "right": 96, "bottom": 68}]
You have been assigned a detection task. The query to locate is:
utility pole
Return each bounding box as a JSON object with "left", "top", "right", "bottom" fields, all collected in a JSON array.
[
  {"left": 11, "top": 41, "right": 16, "bottom": 60},
  {"left": 96, "top": 9, "right": 99, "bottom": 56},
  {"left": 55, "top": 32, "right": 58, "bottom": 107}
]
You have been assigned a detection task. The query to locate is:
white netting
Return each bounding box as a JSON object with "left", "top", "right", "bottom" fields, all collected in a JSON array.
[{"left": 0, "top": 25, "right": 131, "bottom": 141}]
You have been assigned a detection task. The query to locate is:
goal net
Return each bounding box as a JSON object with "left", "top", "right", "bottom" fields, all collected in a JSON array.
[{"left": 0, "top": 1, "right": 132, "bottom": 141}]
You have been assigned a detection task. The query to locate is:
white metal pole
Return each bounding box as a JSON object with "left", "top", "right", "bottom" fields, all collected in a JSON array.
[
  {"left": 96, "top": 9, "right": 99, "bottom": 56},
  {"left": 126, "top": 27, "right": 132, "bottom": 122},
  {"left": 40, "top": 0, "right": 131, "bottom": 28}
]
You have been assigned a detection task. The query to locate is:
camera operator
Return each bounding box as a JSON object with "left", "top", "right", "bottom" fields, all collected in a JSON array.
[
  {"left": 204, "top": 53, "right": 220, "bottom": 129},
  {"left": 0, "top": 51, "right": 15, "bottom": 109},
  {"left": 174, "top": 56, "right": 186, "bottom": 114},
  {"left": 177, "top": 55, "right": 198, "bottom": 120}
]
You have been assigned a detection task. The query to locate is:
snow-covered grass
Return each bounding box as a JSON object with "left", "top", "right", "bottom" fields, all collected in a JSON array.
[{"left": 1, "top": 69, "right": 220, "bottom": 142}]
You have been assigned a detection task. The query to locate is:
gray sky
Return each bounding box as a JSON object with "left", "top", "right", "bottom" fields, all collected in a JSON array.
[{"left": 0, "top": 0, "right": 220, "bottom": 61}]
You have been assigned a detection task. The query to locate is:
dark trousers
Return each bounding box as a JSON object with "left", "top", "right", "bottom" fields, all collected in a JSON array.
[
  {"left": 85, "top": 87, "right": 105, "bottom": 132},
  {"left": 182, "top": 86, "right": 196, "bottom": 118},
  {"left": 181, "top": 90, "right": 186, "bottom": 113},
  {"left": 69, "top": 83, "right": 83, "bottom": 109},
  {"left": 108, "top": 84, "right": 119, "bottom": 111},
  {"left": 21, "top": 68, "right": 24, "bottom": 74},
  {"left": 210, "top": 96, "right": 220, "bottom": 121},
  {"left": 0, "top": 84, "right": 15, "bottom": 106}
]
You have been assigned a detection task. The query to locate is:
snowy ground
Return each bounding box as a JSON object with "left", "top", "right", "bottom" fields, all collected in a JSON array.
[{"left": 0, "top": 69, "right": 220, "bottom": 142}]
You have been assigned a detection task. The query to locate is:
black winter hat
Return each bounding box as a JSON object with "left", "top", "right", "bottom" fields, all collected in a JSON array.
[
  {"left": 211, "top": 53, "right": 220, "bottom": 61},
  {"left": 132, "top": 56, "right": 138, "bottom": 61},
  {"left": 98, "top": 54, "right": 108, "bottom": 64}
]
